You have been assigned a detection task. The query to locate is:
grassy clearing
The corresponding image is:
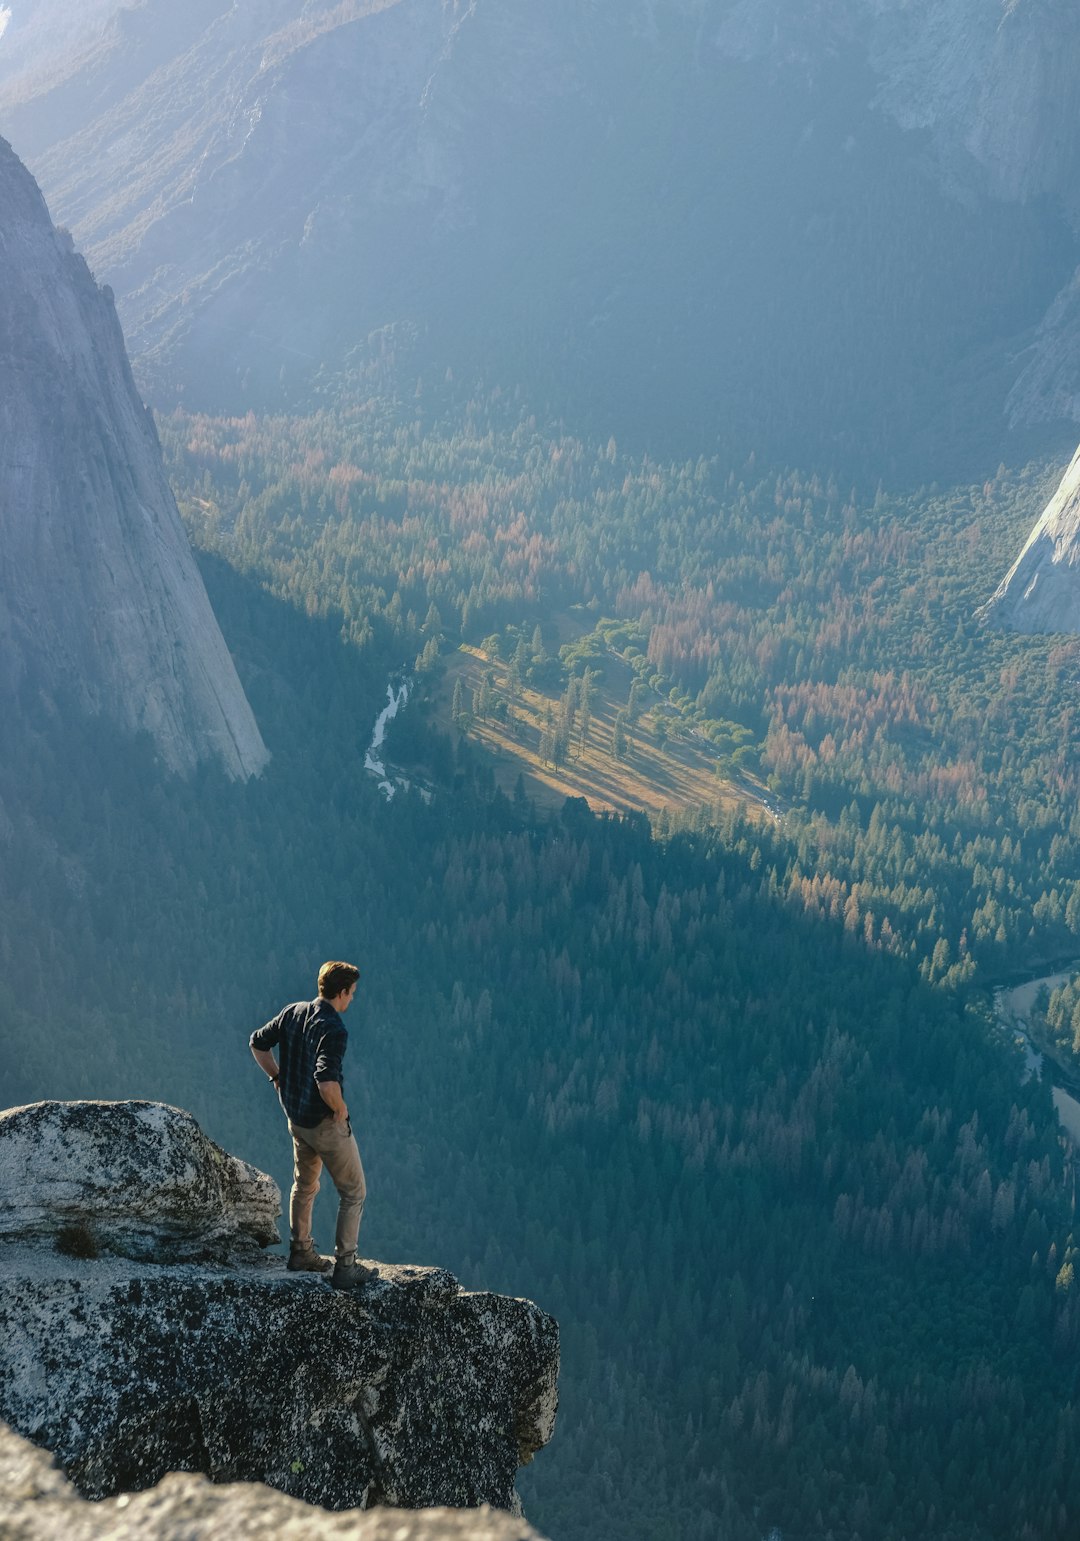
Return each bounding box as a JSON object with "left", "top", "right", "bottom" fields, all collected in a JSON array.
[{"left": 426, "top": 640, "right": 768, "bottom": 820}]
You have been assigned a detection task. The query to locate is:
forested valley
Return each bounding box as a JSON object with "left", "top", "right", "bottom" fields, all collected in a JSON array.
[
  {"left": 4, "top": 393, "right": 1080, "bottom": 1539},
  {"left": 161, "top": 397, "right": 1080, "bottom": 986}
]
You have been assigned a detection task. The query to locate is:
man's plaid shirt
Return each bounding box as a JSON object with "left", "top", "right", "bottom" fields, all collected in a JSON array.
[{"left": 250, "top": 996, "right": 348, "bottom": 1127}]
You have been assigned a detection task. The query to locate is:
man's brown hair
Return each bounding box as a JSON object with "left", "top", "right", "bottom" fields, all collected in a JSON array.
[{"left": 318, "top": 960, "right": 360, "bottom": 999}]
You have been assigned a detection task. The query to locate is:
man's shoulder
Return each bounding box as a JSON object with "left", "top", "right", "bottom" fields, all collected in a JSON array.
[
  {"left": 278, "top": 998, "right": 318, "bottom": 1027},
  {"left": 251, "top": 998, "right": 313, "bottom": 1049},
  {"left": 311, "top": 998, "right": 347, "bottom": 1036}
]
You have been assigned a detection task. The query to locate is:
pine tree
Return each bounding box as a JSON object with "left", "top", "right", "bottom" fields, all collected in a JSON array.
[
  {"left": 613, "top": 710, "right": 629, "bottom": 761},
  {"left": 540, "top": 711, "right": 557, "bottom": 768},
  {"left": 579, "top": 669, "right": 595, "bottom": 752},
  {"left": 477, "top": 673, "right": 494, "bottom": 722}
]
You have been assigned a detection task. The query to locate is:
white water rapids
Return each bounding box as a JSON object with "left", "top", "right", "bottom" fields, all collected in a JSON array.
[{"left": 364, "top": 680, "right": 410, "bottom": 799}]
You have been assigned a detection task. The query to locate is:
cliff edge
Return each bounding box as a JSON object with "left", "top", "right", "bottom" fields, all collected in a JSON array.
[{"left": 0, "top": 1101, "right": 558, "bottom": 1517}]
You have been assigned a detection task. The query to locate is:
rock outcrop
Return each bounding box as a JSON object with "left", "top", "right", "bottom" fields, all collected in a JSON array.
[
  {"left": 0, "top": 137, "right": 269, "bottom": 780},
  {"left": 0, "top": 1100, "right": 279, "bottom": 1262},
  {"left": 979, "top": 446, "right": 1080, "bottom": 633},
  {"left": 0, "top": 1102, "right": 558, "bottom": 1516},
  {"left": 1, "top": 1421, "right": 551, "bottom": 1539}
]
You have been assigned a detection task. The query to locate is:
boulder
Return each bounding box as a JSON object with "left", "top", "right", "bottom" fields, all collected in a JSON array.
[{"left": 0, "top": 1101, "right": 279, "bottom": 1262}]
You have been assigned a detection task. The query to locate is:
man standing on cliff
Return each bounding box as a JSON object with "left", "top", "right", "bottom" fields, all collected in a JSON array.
[{"left": 249, "top": 960, "right": 376, "bottom": 1289}]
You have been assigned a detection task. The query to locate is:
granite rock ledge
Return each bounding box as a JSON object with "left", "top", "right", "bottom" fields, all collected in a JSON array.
[{"left": 0, "top": 1101, "right": 559, "bottom": 1517}]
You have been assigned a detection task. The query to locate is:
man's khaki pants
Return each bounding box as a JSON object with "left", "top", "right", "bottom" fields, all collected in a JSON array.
[{"left": 288, "top": 1116, "right": 366, "bottom": 1257}]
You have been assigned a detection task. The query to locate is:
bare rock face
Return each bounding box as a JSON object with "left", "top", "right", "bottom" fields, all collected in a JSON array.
[
  {"left": 0, "top": 136, "right": 269, "bottom": 779},
  {"left": 0, "top": 1100, "right": 558, "bottom": 1517},
  {"left": 1, "top": 1421, "right": 551, "bottom": 1540},
  {"left": 979, "top": 446, "right": 1080, "bottom": 633},
  {"left": 1006, "top": 272, "right": 1080, "bottom": 431},
  {"left": 863, "top": 0, "right": 1080, "bottom": 215}
]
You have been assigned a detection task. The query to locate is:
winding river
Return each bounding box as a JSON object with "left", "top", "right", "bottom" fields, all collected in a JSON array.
[{"left": 995, "top": 965, "right": 1080, "bottom": 1143}]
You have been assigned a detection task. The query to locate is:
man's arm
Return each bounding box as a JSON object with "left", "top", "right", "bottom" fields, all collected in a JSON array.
[
  {"left": 250, "top": 1044, "right": 280, "bottom": 1083},
  {"left": 249, "top": 1013, "right": 284, "bottom": 1084},
  {"left": 317, "top": 1080, "right": 348, "bottom": 1124},
  {"left": 314, "top": 1026, "right": 348, "bottom": 1123}
]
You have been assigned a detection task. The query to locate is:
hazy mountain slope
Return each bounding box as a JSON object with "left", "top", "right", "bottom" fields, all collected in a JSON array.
[
  {"left": 0, "top": 0, "right": 123, "bottom": 86},
  {"left": 3, "top": 0, "right": 1077, "bottom": 473},
  {"left": 0, "top": 137, "right": 268, "bottom": 779}
]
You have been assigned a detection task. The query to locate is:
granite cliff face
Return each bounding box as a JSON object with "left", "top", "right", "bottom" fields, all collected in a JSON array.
[
  {"left": 980, "top": 446, "right": 1080, "bottom": 633},
  {"left": 864, "top": 0, "right": 1080, "bottom": 216},
  {"left": 0, "top": 1101, "right": 559, "bottom": 1517},
  {"left": 0, "top": 137, "right": 269, "bottom": 779},
  {"left": 865, "top": 0, "right": 1080, "bottom": 433},
  {"left": 710, "top": 0, "right": 1080, "bottom": 212}
]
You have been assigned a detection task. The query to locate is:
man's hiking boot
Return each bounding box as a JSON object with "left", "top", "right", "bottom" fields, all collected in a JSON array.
[
  {"left": 330, "top": 1251, "right": 378, "bottom": 1290},
  {"left": 287, "top": 1241, "right": 333, "bottom": 1274}
]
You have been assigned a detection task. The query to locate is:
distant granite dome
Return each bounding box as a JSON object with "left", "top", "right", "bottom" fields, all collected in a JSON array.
[
  {"left": 980, "top": 447, "right": 1080, "bottom": 634},
  {"left": 0, "top": 136, "right": 268, "bottom": 779}
]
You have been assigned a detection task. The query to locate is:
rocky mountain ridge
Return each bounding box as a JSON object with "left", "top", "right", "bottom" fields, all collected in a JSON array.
[
  {"left": 0, "top": 1101, "right": 558, "bottom": 1517},
  {"left": 0, "top": 135, "right": 268, "bottom": 779},
  {"left": 3, "top": 0, "right": 1076, "bottom": 467}
]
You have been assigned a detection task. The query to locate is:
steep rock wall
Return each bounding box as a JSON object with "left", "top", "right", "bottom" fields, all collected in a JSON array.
[
  {"left": 14, "top": 0, "right": 1078, "bottom": 446},
  {"left": 0, "top": 137, "right": 269, "bottom": 779}
]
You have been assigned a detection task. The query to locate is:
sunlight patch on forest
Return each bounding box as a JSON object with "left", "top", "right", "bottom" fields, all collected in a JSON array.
[{"left": 431, "top": 634, "right": 764, "bottom": 820}]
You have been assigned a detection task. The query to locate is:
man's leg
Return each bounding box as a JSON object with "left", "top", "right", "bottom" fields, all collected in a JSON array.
[
  {"left": 318, "top": 1121, "right": 367, "bottom": 1257},
  {"left": 288, "top": 1121, "right": 324, "bottom": 1246}
]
